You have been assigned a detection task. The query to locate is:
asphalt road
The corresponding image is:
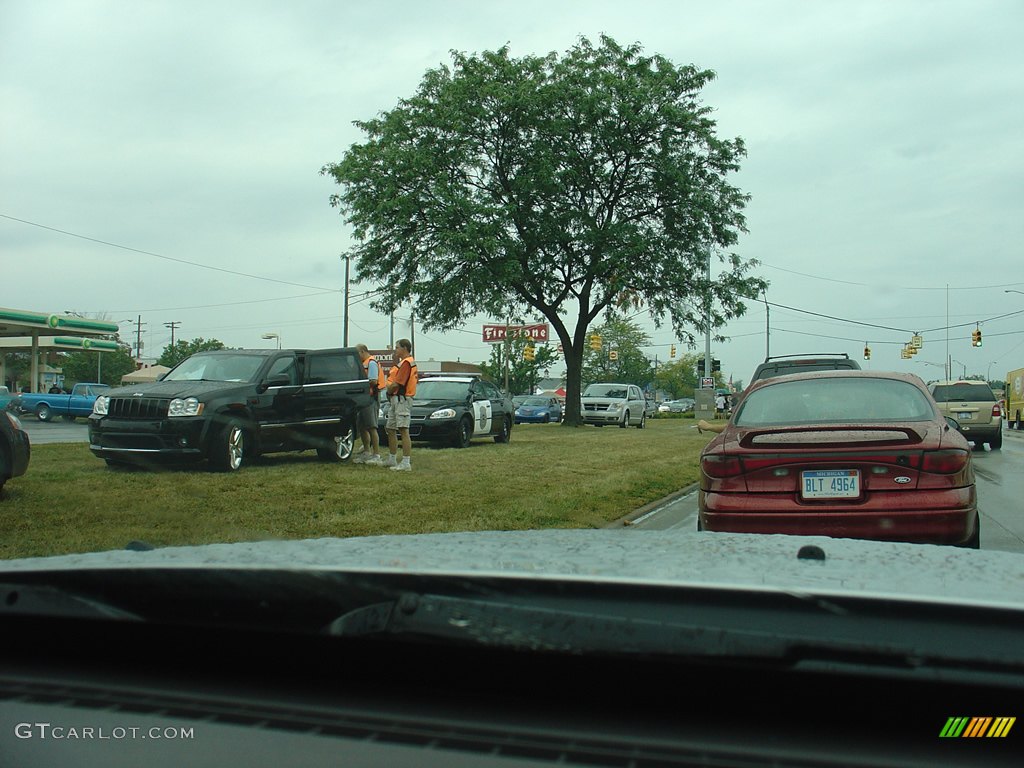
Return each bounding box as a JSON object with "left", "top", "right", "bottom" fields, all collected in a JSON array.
[
  {"left": 627, "top": 428, "right": 1024, "bottom": 555},
  {"left": 16, "top": 416, "right": 89, "bottom": 445}
]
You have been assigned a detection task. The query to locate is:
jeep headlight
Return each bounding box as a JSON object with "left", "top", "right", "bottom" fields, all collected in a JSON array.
[
  {"left": 93, "top": 396, "right": 110, "bottom": 415},
  {"left": 429, "top": 408, "right": 456, "bottom": 419},
  {"left": 168, "top": 397, "right": 204, "bottom": 417}
]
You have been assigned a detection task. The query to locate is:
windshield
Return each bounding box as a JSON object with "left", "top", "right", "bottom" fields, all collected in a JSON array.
[
  {"left": 412, "top": 380, "right": 471, "bottom": 400},
  {"left": 164, "top": 354, "right": 265, "bottom": 383},
  {"left": 2, "top": 3, "right": 1022, "bottom": 760},
  {"left": 583, "top": 384, "right": 628, "bottom": 399},
  {"left": 735, "top": 377, "right": 936, "bottom": 426},
  {"left": 931, "top": 383, "right": 997, "bottom": 403}
]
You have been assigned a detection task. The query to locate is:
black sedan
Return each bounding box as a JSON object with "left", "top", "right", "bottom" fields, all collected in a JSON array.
[
  {"left": 1, "top": 410, "right": 31, "bottom": 494},
  {"left": 381, "top": 376, "right": 514, "bottom": 448}
]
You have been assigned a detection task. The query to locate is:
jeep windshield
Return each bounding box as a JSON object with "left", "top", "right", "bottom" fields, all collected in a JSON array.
[{"left": 163, "top": 354, "right": 265, "bottom": 383}]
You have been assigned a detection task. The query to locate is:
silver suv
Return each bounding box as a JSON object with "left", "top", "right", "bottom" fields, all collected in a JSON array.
[
  {"left": 929, "top": 380, "right": 1002, "bottom": 449},
  {"left": 581, "top": 383, "right": 647, "bottom": 428}
]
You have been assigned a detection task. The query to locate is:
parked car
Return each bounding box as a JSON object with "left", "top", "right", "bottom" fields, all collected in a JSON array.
[
  {"left": 0, "top": 409, "right": 31, "bottom": 494},
  {"left": 581, "top": 383, "right": 646, "bottom": 428},
  {"left": 698, "top": 371, "right": 978, "bottom": 547},
  {"left": 383, "top": 375, "right": 514, "bottom": 448},
  {"left": 659, "top": 398, "right": 694, "bottom": 414},
  {"left": 89, "top": 348, "right": 371, "bottom": 471},
  {"left": 928, "top": 380, "right": 1002, "bottom": 450},
  {"left": 0, "top": 385, "right": 18, "bottom": 411},
  {"left": 12, "top": 382, "right": 110, "bottom": 422},
  {"left": 514, "top": 396, "right": 562, "bottom": 424}
]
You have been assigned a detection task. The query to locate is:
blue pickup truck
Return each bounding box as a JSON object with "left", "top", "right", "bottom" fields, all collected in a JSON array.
[{"left": 13, "top": 383, "right": 111, "bottom": 422}]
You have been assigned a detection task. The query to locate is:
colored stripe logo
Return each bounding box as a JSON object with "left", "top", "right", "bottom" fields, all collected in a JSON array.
[{"left": 940, "top": 716, "right": 1015, "bottom": 738}]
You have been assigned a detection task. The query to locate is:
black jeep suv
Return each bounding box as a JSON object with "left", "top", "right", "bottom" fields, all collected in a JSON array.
[{"left": 88, "top": 348, "right": 371, "bottom": 471}]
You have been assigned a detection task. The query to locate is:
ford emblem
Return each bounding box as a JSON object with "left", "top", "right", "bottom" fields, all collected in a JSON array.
[{"left": 894, "top": 476, "right": 912, "bottom": 484}]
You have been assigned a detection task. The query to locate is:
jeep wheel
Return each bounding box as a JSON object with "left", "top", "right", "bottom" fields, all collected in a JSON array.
[
  {"left": 317, "top": 427, "right": 354, "bottom": 462},
  {"left": 453, "top": 417, "right": 473, "bottom": 448},
  {"left": 494, "top": 416, "right": 511, "bottom": 444},
  {"left": 211, "top": 419, "right": 246, "bottom": 472},
  {"left": 36, "top": 404, "right": 52, "bottom": 422}
]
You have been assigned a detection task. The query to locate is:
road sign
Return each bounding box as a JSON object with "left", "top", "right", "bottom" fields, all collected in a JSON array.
[
  {"left": 482, "top": 323, "right": 549, "bottom": 343},
  {"left": 701, "top": 377, "right": 715, "bottom": 389}
]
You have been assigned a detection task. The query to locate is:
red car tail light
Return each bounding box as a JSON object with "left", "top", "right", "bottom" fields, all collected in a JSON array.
[
  {"left": 701, "top": 455, "right": 743, "bottom": 478},
  {"left": 992, "top": 403, "right": 1001, "bottom": 418},
  {"left": 921, "top": 449, "right": 969, "bottom": 474}
]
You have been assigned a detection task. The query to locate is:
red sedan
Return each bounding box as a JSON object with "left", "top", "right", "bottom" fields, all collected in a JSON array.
[{"left": 698, "top": 371, "right": 978, "bottom": 547}]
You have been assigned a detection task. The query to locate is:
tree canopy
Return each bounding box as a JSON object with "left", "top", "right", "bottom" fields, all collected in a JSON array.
[
  {"left": 60, "top": 344, "right": 136, "bottom": 387},
  {"left": 323, "top": 35, "right": 766, "bottom": 424},
  {"left": 479, "top": 336, "right": 560, "bottom": 396},
  {"left": 158, "top": 338, "right": 226, "bottom": 369},
  {"left": 581, "top": 315, "right": 653, "bottom": 389}
]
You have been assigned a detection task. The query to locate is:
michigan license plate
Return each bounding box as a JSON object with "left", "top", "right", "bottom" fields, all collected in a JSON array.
[{"left": 801, "top": 470, "right": 860, "bottom": 499}]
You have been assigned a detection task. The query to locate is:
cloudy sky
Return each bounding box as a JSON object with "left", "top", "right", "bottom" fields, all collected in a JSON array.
[{"left": 2, "top": 0, "right": 1022, "bottom": 384}]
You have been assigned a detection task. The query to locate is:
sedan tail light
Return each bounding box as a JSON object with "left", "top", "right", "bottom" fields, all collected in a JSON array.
[
  {"left": 921, "top": 449, "right": 970, "bottom": 474},
  {"left": 701, "top": 455, "right": 743, "bottom": 478}
]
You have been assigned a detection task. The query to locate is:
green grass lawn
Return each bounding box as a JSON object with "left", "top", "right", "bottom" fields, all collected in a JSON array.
[{"left": 1, "top": 419, "right": 718, "bottom": 560}]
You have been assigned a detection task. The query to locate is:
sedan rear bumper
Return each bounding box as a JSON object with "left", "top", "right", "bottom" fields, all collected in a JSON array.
[{"left": 700, "top": 488, "right": 977, "bottom": 546}]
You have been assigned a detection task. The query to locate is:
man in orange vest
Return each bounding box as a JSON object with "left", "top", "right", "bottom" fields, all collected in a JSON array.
[
  {"left": 384, "top": 338, "right": 417, "bottom": 471},
  {"left": 353, "top": 344, "right": 384, "bottom": 465}
]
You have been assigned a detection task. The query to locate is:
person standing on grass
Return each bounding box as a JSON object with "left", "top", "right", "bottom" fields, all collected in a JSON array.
[
  {"left": 715, "top": 392, "right": 726, "bottom": 417},
  {"left": 353, "top": 344, "right": 384, "bottom": 466},
  {"left": 384, "top": 338, "right": 417, "bottom": 471}
]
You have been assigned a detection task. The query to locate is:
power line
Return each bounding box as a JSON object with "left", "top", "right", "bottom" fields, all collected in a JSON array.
[
  {"left": 759, "top": 260, "right": 1024, "bottom": 291},
  {"left": 1, "top": 212, "right": 334, "bottom": 291}
]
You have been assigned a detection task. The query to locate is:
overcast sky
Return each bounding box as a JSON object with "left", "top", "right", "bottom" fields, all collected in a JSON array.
[{"left": 2, "top": 0, "right": 1022, "bottom": 384}]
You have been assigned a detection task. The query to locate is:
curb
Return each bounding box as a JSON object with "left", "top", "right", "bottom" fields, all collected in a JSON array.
[{"left": 604, "top": 482, "right": 701, "bottom": 528}]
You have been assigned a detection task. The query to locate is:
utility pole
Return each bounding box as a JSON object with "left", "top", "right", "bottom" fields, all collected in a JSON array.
[
  {"left": 704, "top": 249, "right": 712, "bottom": 380},
  {"left": 164, "top": 321, "right": 180, "bottom": 348},
  {"left": 342, "top": 254, "right": 350, "bottom": 346},
  {"left": 134, "top": 315, "right": 146, "bottom": 362}
]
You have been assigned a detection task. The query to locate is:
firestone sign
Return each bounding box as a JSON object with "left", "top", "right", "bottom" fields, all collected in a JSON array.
[{"left": 482, "top": 323, "right": 549, "bottom": 343}]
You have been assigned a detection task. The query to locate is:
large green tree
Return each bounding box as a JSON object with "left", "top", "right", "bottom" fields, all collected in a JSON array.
[
  {"left": 581, "top": 315, "right": 653, "bottom": 388},
  {"left": 157, "top": 338, "right": 226, "bottom": 369},
  {"left": 60, "top": 344, "right": 136, "bottom": 387},
  {"left": 323, "top": 36, "right": 765, "bottom": 425},
  {"left": 479, "top": 336, "right": 560, "bottom": 395}
]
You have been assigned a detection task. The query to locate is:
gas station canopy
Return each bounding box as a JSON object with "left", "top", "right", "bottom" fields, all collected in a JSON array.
[{"left": 0, "top": 307, "right": 122, "bottom": 390}]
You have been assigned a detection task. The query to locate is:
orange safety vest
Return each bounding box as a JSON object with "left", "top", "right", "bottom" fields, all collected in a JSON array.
[
  {"left": 363, "top": 355, "right": 386, "bottom": 395},
  {"left": 393, "top": 356, "right": 417, "bottom": 398}
]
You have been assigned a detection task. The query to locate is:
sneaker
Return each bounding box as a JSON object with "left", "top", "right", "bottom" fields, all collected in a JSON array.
[
  {"left": 364, "top": 455, "right": 383, "bottom": 466},
  {"left": 389, "top": 462, "right": 411, "bottom": 472},
  {"left": 352, "top": 452, "right": 369, "bottom": 464},
  {"left": 382, "top": 454, "right": 398, "bottom": 468}
]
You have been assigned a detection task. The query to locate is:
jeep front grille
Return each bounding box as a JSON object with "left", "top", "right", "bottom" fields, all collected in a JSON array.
[{"left": 109, "top": 397, "right": 170, "bottom": 419}]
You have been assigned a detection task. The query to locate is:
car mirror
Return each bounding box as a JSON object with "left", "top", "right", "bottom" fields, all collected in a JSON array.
[
  {"left": 257, "top": 374, "right": 293, "bottom": 393},
  {"left": 945, "top": 416, "right": 962, "bottom": 431}
]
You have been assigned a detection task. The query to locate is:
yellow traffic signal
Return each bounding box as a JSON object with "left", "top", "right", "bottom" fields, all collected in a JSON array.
[
  {"left": 590, "top": 334, "right": 602, "bottom": 351},
  {"left": 609, "top": 350, "right": 618, "bottom": 361},
  {"left": 972, "top": 328, "right": 982, "bottom": 347},
  {"left": 670, "top": 344, "right": 676, "bottom": 358},
  {"left": 523, "top": 344, "right": 535, "bottom": 361}
]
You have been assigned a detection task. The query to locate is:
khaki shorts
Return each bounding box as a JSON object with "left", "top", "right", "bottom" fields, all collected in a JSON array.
[{"left": 386, "top": 395, "right": 411, "bottom": 430}]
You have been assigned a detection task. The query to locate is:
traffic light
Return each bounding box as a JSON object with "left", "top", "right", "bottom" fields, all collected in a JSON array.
[
  {"left": 712, "top": 358, "right": 721, "bottom": 373},
  {"left": 972, "top": 328, "right": 982, "bottom": 347},
  {"left": 696, "top": 358, "right": 704, "bottom": 376},
  {"left": 590, "top": 334, "right": 602, "bottom": 351},
  {"left": 863, "top": 345, "right": 871, "bottom": 360},
  {"left": 609, "top": 350, "right": 618, "bottom": 361},
  {"left": 523, "top": 344, "right": 535, "bottom": 361},
  {"left": 670, "top": 344, "right": 677, "bottom": 358}
]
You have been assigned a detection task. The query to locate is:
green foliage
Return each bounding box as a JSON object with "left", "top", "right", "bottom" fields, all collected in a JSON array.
[
  {"left": 60, "top": 343, "right": 136, "bottom": 387},
  {"left": 479, "top": 337, "right": 560, "bottom": 394},
  {"left": 581, "top": 315, "right": 653, "bottom": 388},
  {"left": 157, "top": 338, "right": 227, "bottom": 369},
  {"left": 323, "top": 35, "right": 766, "bottom": 425}
]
